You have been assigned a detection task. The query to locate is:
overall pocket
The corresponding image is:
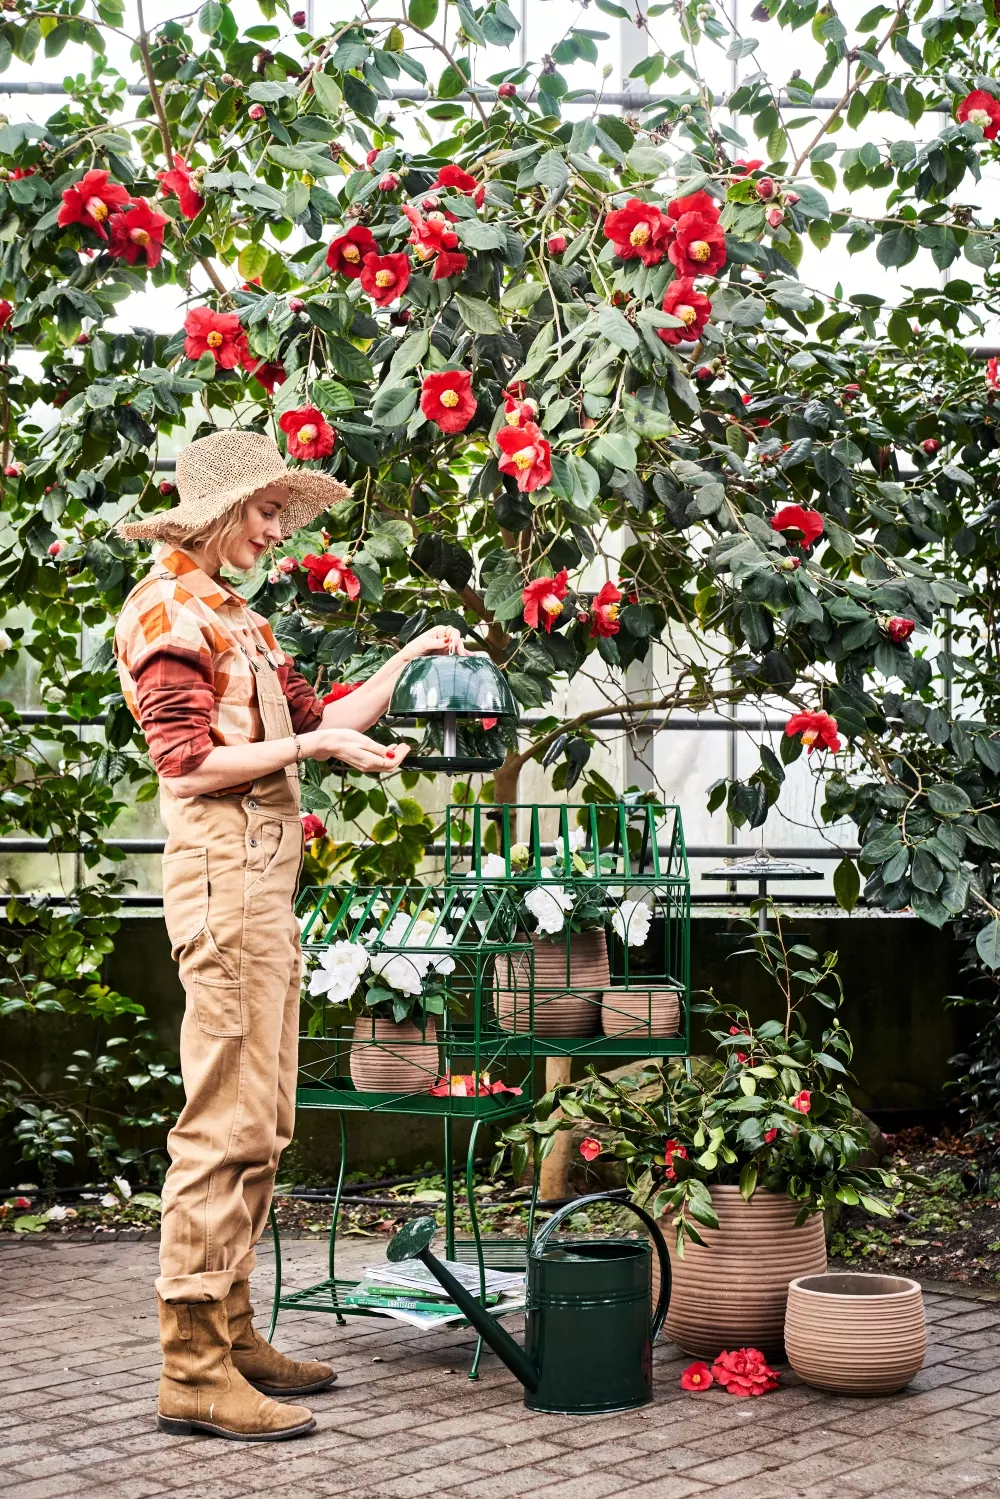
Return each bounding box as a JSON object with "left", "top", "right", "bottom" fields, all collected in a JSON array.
[
  {"left": 162, "top": 849, "right": 209, "bottom": 950},
  {"left": 163, "top": 848, "right": 243, "bottom": 1035}
]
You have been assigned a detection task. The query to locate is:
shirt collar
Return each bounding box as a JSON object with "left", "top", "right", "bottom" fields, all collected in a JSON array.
[{"left": 153, "top": 545, "right": 247, "bottom": 613}]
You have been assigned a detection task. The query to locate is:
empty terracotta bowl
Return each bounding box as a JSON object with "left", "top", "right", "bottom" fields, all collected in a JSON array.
[{"left": 785, "top": 1272, "right": 926, "bottom": 1394}]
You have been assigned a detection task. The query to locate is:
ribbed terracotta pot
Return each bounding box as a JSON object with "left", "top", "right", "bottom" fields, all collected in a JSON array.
[
  {"left": 349, "top": 1015, "right": 438, "bottom": 1094},
  {"left": 601, "top": 986, "right": 680, "bottom": 1038},
  {"left": 494, "top": 930, "right": 608, "bottom": 1037},
  {"left": 662, "top": 1186, "right": 827, "bottom": 1359},
  {"left": 785, "top": 1273, "right": 926, "bottom": 1394}
]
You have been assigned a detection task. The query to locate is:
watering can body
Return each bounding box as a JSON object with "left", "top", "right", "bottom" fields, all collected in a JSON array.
[{"left": 388, "top": 1191, "right": 670, "bottom": 1416}]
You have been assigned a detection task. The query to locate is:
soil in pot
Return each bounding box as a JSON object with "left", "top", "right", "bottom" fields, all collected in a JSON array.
[
  {"left": 494, "top": 930, "right": 609, "bottom": 1037},
  {"left": 661, "top": 1185, "right": 827, "bottom": 1360},
  {"left": 349, "top": 1014, "right": 439, "bottom": 1094},
  {"left": 785, "top": 1272, "right": 926, "bottom": 1394},
  {"left": 601, "top": 986, "right": 680, "bottom": 1038}
]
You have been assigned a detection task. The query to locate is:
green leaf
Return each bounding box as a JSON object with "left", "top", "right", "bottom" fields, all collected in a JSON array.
[
  {"left": 371, "top": 379, "right": 418, "bottom": 428},
  {"left": 739, "top": 1162, "right": 757, "bottom": 1201},
  {"left": 927, "top": 783, "right": 971, "bottom": 818},
  {"left": 198, "top": 0, "right": 223, "bottom": 32},
  {"left": 592, "top": 431, "right": 637, "bottom": 470},
  {"left": 976, "top": 919, "right": 1000, "bottom": 970},
  {"left": 454, "top": 294, "right": 501, "bottom": 335},
  {"left": 596, "top": 304, "right": 639, "bottom": 352},
  {"left": 833, "top": 857, "right": 860, "bottom": 912},
  {"left": 408, "top": 0, "right": 439, "bottom": 25}
]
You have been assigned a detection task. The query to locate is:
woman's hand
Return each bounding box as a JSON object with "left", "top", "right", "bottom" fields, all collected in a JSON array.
[
  {"left": 300, "top": 727, "right": 409, "bottom": 774},
  {"left": 401, "top": 625, "right": 469, "bottom": 661}
]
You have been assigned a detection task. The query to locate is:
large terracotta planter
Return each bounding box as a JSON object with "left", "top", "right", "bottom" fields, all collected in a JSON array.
[
  {"left": 785, "top": 1273, "right": 926, "bottom": 1394},
  {"left": 349, "top": 1015, "right": 438, "bottom": 1094},
  {"left": 601, "top": 986, "right": 680, "bottom": 1039},
  {"left": 494, "top": 930, "right": 608, "bottom": 1036},
  {"left": 663, "top": 1186, "right": 827, "bottom": 1360}
]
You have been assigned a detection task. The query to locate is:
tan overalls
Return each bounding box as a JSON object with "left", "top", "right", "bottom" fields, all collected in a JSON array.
[{"left": 156, "top": 622, "right": 304, "bottom": 1304}]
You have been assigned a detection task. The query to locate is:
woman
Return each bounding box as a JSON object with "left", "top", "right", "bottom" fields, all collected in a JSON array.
[{"left": 114, "top": 428, "right": 466, "bottom": 1443}]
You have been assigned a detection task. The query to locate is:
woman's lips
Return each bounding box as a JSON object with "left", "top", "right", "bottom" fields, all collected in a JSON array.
[{"left": 250, "top": 541, "right": 265, "bottom": 553}]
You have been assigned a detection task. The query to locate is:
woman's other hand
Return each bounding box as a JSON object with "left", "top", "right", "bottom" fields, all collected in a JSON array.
[
  {"left": 300, "top": 727, "right": 409, "bottom": 774},
  {"left": 402, "top": 625, "right": 468, "bottom": 661}
]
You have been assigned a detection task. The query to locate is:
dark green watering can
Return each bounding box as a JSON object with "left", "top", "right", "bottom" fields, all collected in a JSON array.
[{"left": 387, "top": 1191, "right": 670, "bottom": 1415}]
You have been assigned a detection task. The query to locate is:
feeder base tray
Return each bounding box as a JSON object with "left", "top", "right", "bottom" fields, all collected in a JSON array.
[{"left": 403, "top": 754, "right": 504, "bottom": 772}]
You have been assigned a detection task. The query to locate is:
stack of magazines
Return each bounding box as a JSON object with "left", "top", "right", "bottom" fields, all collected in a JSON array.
[{"left": 340, "top": 1257, "right": 526, "bottom": 1329}]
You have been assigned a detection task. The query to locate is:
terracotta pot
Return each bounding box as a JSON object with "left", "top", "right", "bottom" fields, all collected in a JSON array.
[
  {"left": 601, "top": 986, "right": 680, "bottom": 1038},
  {"left": 785, "top": 1273, "right": 926, "bottom": 1394},
  {"left": 662, "top": 1186, "right": 827, "bottom": 1359},
  {"left": 494, "top": 930, "right": 608, "bottom": 1036},
  {"left": 349, "top": 1014, "right": 438, "bottom": 1094}
]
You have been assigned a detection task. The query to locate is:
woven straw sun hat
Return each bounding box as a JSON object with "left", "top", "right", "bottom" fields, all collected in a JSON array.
[{"left": 116, "top": 428, "right": 350, "bottom": 542}]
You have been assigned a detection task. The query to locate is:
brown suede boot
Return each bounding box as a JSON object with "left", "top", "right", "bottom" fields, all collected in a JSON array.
[
  {"left": 157, "top": 1297, "right": 316, "bottom": 1441},
  {"left": 227, "top": 1279, "right": 337, "bottom": 1397}
]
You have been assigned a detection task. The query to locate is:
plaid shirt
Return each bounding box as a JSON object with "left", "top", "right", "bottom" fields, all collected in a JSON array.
[{"left": 114, "top": 546, "right": 322, "bottom": 784}]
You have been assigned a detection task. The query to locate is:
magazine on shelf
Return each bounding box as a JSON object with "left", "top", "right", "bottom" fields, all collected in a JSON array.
[{"left": 349, "top": 1257, "right": 526, "bottom": 1329}]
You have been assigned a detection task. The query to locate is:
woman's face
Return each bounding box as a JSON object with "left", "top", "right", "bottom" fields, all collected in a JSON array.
[{"left": 228, "top": 485, "right": 288, "bottom": 570}]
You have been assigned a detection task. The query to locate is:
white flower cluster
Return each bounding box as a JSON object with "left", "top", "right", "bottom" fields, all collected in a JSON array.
[
  {"left": 308, "top": 939, "right": 370, "bottom": 1005},
  {"left": 553, "top": 827, "right": 586, "bottom": 862},
  {"left": 524, "top": 883, "right": 574, "bottom": 936},
  {"left": 368, "top": 912, "right": 456, "bottom": 996},
  {"left": 611, "top": 898, "right": 652, "bottom": 948}
]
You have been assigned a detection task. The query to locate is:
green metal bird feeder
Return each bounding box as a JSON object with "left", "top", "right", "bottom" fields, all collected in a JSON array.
[{"left": 387, "top": 654, "right": 518, "bottom": 773}]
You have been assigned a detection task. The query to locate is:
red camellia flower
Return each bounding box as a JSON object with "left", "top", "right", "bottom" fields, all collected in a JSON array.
[
  {"left": 57, "top": 168, "right": 130, "bottom": 240},
  {"left": 0, "top": 300, "right": 12, "bottom": 330},
  {"left": 957, "top": 89, "right": 1000, "bottom": 139},
  {"left": 987, "top": 357, "right": 1000, "bottom": 392},
  {"left": 791, "top": 1089, "right": 812, "bottom": 1114},
  {"left": 497, "top": 421, "right": 552, "bottom": 493},
  {"left": 579, "top": 1136, "right": 601, "bottom": 1161},
  {"left": 482, "top": 716, "right": 498, "bottom": 730},
  {"left": 301, "top": 813, "right": 327, "bottom": 841},
  {"left": 680, "top": 1362, "right": 714, "bottom": 1392},
  {"left": 157, "top": 154, "right": 204, "bottom": 219},
  {"left": 523, "top": 569, "right": 569, "bottom": 632},
  {"left": 279, "top": 405, "right": 336, "bottom": 461},
  {"left": 669, "top": 211, "right": 727, "bottom": 276},
  {"left": 604, "top": 198, "right": 672, "bottom": 266},
  {"left": 420, "top": 370, "right": 478, "bottom": 434},
  {"left": 321, "top": 682, "right": 359, "bottom": 704},
  {"left": 785, "top": 711, "right": 841, "bottom": 754},
  {"left": 660, "top": 278, "right": 713, "bottom": 345},
  {"left": 247, "top": 360, "right": 287, "bottom": 395},
  {"left": 667, "top": 189, "right": 719, "bottom": 222},
  {"left": 183, "top": 307, "right": 247, "bottom": 369},
  {"left": 590, "top": 580, "right": 623, "bottom": 638},
  {"left": 664, "top": 1139, "right": 688, "bottom": 1181},
  {"left": 360, "top": 250, "right": 411, "bottom": 306},
  {"left": 887, "top": 616, "right": 916, "bottom": 643},
  {"left": 326, "top": 225, "right": 377, "bottom": 277},
  {"left": 712, "top": 1347, "right": 779, "bottom": 1397},
  {"left": 435, "top": 163, "right": 485, "bottom": 207},
  {"left": 504, "top": 395, "right": 536, "bottom": 426},
  {"left": 764, "top": 1127, "right": 778, "bottom": 1144},
  {"left": 302, "top": 553, "right": 361, "bottom": 600},
  {"left": 732, "top": 158, "right": 764, "bottom": 176},
  {"left": 770, "top": 504, "right": 824, "bottom": 548},
  {"left": 402, "top": 204, "right": 468, "bottom": 280},
  {"left": 107, "top": 197, "right": 169, "bottom": 268}
]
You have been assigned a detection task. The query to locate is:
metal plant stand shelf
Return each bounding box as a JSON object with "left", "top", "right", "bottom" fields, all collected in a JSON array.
[
  {"left": 702, "top": 852, "right": 822, "bottom": 930},
  {"left": 268, "top": 802, "right": 693, "bottom": 1376}
]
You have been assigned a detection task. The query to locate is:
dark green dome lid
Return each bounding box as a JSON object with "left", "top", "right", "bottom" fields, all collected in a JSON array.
[{"left": 388, "top": 655, "right": 518, "bottom": 719}]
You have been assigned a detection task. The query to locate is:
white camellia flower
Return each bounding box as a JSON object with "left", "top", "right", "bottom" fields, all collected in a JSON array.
[
  {"left": 554, "top": 828, "right": 587, "bottom": 861},
  {"left": 113, "top": 1175, "right": 132, "bottom": 1200},
  {"left": 524, "top": 884, "right": 574, "bottom": 936},
  {"left": 45, "top": 1204, "right": 67, "bottom": 1221},
  {"left": 308, "top": 940, "right": 370, "bottom": 1004},
  {"left": 369, "top": 912, "right": 455, "bottom": 993},
  {"left": 612, "top": 898, "right": 652, "bottom": 948},
  {"left": 0, "top": 628, "right": 12, "bottom": 653}
]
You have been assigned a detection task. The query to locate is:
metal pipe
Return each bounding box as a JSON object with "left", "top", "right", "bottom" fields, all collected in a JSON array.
[{"left": 0, "top": 837, "right": 860, "bottom": 857}]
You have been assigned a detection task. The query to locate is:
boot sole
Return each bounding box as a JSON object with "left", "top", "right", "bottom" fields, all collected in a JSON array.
[
  {"left": 156, "top": 1413, "right": 317, "bottom": 1442},
  {"left": 247, "top": 1373, "right": 338, "bottom": 1397}
]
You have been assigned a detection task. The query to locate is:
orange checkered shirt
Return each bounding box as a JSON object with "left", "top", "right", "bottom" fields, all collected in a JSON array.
[{"left": 113, "top": 546, "right": 322, "bottom": 784}]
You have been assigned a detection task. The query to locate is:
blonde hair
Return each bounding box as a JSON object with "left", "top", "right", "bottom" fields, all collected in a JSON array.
[{"left": 161, "top": 500, "right": 261, "bottom": 575}]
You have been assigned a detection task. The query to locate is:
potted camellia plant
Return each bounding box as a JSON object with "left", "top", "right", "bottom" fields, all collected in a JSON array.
[
  {"left": 497, "top": 906, "right": 910, "bottom": 1359},
  {"left": 307, "top": 907, "right": 455, "bottom": 1093}
]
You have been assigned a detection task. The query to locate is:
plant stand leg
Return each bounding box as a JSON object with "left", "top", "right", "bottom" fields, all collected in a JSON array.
[
  {"left": 444, "top": 1113, "right": 455, "bottom": 1260},
  {"left": 266, "top": 1201, "right": 283, "bottom": 1344},
  {"left": 328, "top": 1112, "right": 347, "bottom": 1324},
  {"left": 465, "top": 1119, "right": 486, "bottom": 1382}
]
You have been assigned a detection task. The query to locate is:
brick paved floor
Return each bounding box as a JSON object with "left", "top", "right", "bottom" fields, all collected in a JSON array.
[{"left": 3, "top": 1237, "right": 1000, "bottom": 1499}]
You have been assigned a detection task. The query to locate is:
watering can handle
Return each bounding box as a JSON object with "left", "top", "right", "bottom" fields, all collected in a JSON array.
[{"left": 531, "top": 1191, "right": 671, "bottom": 1343}]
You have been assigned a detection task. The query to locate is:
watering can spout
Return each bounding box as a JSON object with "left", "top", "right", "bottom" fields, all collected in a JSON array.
[{"left": 387, "top": 1218, "right": 540, "bottom": 1392}]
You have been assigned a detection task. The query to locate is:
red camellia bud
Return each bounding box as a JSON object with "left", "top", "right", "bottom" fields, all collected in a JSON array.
[
  {"left": 887, "top": 616, "right": 916, "bottom": 643},
  {"left": 292, "top": 9, "right": 306, "bottom": 23},
  {"left": 576, "top": 611, "right": 590, "bottom": 624},
  {"left": 47, "top": 539, "right": 62, "bottom": 556},
  {"left": 378, "top": 172, "right": 399, "bottom": 192},
  {"left": 159, "top": 480, "right": 175, "bottom": 496},
  {"left": 76, "top": 332, "right": 89, "bottom": 345},
  {"left": 784, "top": 190, "right": 800, "bottom": 205},
  {"left": 780, "top": 556, "right": 801, "bottom": 572},
  {"left": 4, "top": 463, "right": 20, "bottom": 477},
  {"left": 695, "top": 365, "right": 715, "bottom": 381},
  {"left": 497, "top": 82, "right": 517, "bottom": 98},
  {"left": 421, "top": 194, "right": 441, "bottom": 211},
  {"left": 766, "top": 206, "right": 784, "bottom": 229},
  {"left": 390, "top": 308, "right": 412, "bottom": 326},
  {"left": 288, "top": 297, "right": 305, "bottom": 312},
  {"left": 278, "top": 555, "right": 299, "bottom": 574},
  {"left": 546, "top": 233, "right": 567, "bottom": 254},
  {"left": 922, "top": 438, "right": 940, "bottom": 455},
  {"left": 843, "top": 383, "right": 861, "bottom": 399},
  {"left": 755, "top": 176, "right": 777, "bottom": 200},
  {"left": 248, "top": 103, "right": 266, "bottom": 120},
  {"left": 366, "top": 149, "right": 379, "bottom": 166}
]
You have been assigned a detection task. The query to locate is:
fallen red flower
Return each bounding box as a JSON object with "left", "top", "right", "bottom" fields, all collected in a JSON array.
[
  {"left": 428, "top": 1073, "right": 523, "bottom": 1097},
  {"left": 711, "top": 1347, "right": 779, "bottom": 1397},
  {"left": 680, "top": 1361, "right": 714, "bottom": 1392}
]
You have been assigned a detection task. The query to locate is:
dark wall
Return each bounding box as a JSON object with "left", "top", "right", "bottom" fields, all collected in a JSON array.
[{"left": 0, "top": 909, "right": 975, "bottom": 1182}]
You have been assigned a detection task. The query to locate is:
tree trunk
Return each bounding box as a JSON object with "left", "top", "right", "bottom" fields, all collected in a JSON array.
[
  {"left": 538, "top": 1056, "right": 573, "bottom": 1200},
  {"left": 492, "top": 750, "right": 521, "bottom": 806}
]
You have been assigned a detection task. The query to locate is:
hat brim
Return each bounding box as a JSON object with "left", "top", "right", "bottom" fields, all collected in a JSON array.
[{"left": 116, "top": 470, "right": 352, "bottom": 542}]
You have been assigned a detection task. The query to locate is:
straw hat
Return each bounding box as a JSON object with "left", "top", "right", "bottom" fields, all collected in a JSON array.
[{"left": 116, "top": 428, "right": 351, "bottom": 542}]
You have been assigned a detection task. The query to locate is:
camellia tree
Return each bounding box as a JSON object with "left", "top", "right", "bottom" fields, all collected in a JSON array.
[{"left": 4, "top": 0, "right": 1000, "bottom": 1177}]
